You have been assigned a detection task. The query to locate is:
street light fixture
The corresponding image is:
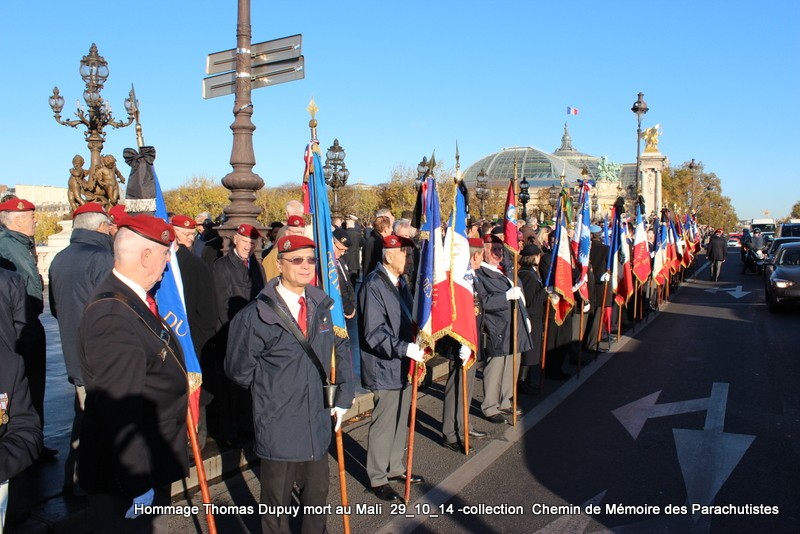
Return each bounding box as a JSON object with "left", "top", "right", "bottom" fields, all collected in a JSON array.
[
  {"left": 631, "top": 92, "right": 649, "bottom": 201},
  {"left": 591, "top": 191, "right": 599, "bottom": 220},
  {"left": 323, "top": 138, "right": 349, "bottom": 218},
  {"left": 518, "top": 176, "right": 530, "bottom": 222},
  {"left": 49, "top": 44, "right": 138, "bottom": 184},
  {"left": 475, "top": 168, "right": 489, "bottom": 219}
]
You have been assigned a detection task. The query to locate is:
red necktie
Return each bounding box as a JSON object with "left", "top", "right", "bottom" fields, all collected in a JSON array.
[
  {"left": 146, "top": 293, "right": 159, "bottom": 317},
  {"left": 297, "top": 296, "right": 307, "bottom": 337}
]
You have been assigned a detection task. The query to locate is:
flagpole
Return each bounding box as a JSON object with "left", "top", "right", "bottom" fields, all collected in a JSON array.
[
  {"left": 540, "top": 299, "right": 551, "bottom": 390},
  {"left": 510, "top": 169, "right": 519, "bottom": 428},
  {"left": 461, "top": 365, "right": 470, "bottom": 455},
  {"left": 330, "top": 351, "right": 351, "bottom": 534},
  {"left": 187, "top": 410, "right": 217, "bottom": 534},
  {"left": 577, "top": 307, "right": 584, "bottom": 377},
  {"left": 596, "top": 277, "right": 610, "bottom": 354},
  {"left": 405, "top": 361, "right": 420, "bottom": 503}
]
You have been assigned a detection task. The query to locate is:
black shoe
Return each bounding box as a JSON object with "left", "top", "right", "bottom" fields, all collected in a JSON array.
[
  {"left": 545, "top": 371, "right": 572, "bottom": 381},
  {"left": 486, "top": 413, "right": 508, "bottom": 424},
  {"left": 500, "top": 407, "right": 523, "bottom": 417},
  {"left": 468, "top": 429, "right": 488, "bottom": 438},
  {"left": 372, "top": 484, "right": 402, "bottom": 502},
  {"left": 388, "top": 473, "right": 424, "bottom": 484},
  {"left": 518, "top": 382, "right": 541, "bottom": 396},
  {"left": 443, "top": 441, "right": 463, "bottom": 452}
]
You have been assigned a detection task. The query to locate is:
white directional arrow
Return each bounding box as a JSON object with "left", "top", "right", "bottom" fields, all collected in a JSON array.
[
  {"left": 612, "top": 391, "right": 710, "bottom": 439},
  {"left": 703, "top": 285, "right": 750, "bottom": 299}
]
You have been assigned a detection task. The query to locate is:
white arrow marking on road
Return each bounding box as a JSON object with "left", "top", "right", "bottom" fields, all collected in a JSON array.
[
  {"left": 672, "top": 383, "right": 755, "bottom": 517},
  {"left": 612, "top": 391, "right": 710, "bottom": 439},
  {"left": 703, "top": 285, "right": 750, "bottom": 299},
  {"left": 534, "top": 490, "right": 613, "bottom": 534}
]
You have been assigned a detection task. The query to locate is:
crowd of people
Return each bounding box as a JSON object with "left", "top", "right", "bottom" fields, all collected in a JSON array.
[{"left": 0, "top": 193, "right": 699, "bottom": 533}]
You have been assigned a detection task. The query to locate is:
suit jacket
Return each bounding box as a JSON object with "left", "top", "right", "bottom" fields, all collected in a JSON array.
[
  {"left": 77, "top": 273, "right": 188, "bottom": 497},
  {"left": 475, "top": 263, "right": 533, "bottom": 358},
  {"left": 358, "top": 263, "right": 413, "bottom": 390},
  {"left": 588, "top": 238, "right": 611, "bottom": 309},
  {"left": 706, "top": 235, "right": 728, "bottom": 262},
  {"left": 175, "top": 245, "right": 218, "bottom": 360},
  {"left": 0, "top": 347, "right": 42, "bottom": 481}
]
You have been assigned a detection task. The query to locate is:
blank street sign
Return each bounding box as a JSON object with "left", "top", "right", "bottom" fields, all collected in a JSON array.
[
  {"left": 202, "top": 56, "right": 305, "bottom": 99},
  {"left": 206, "top": 34, "right": 302, "bottom": 75}
]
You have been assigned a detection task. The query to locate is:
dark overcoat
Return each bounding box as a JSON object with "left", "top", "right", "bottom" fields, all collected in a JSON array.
[
  {"left": 0, "top": 347, "right": 42, "bottom": 481},
  {"left": 474, "top": 263, "right": 533, "bottom": 359}
]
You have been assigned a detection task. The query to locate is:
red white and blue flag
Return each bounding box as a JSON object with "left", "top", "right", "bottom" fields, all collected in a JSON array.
[
  {"left": 653, "top": 216, "right": 670, "bottom": 286},
  {"left": 612, "top": 213, "right": 634, "bottom": 306},
  {"left": 632, "top": 202, "right": 652, "bottom": 283},
  {"left": 570, "top": 180, "right": 593, "bottom": 303},
  {"left": 567, "top": 107, "right": 579, "bottom": 115},
  {"left": 545, "top": 191, "right": 575, "bottom": 325}
]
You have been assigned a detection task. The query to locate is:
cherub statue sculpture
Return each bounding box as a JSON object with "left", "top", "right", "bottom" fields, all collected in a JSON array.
[
  {"left": 91, "top": 154, "right": 127, "bottom": 209},
  {"left": 67, "top": 154, "right": 93, "bottom": 211}
]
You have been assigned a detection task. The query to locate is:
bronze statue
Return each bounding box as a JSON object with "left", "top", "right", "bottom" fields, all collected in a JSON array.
[
  {"left": 91, "top": 154, "right": 126, "bottom": 209},
  {"left": 67, "top": 154, "right": 92, "bottom": 211}
]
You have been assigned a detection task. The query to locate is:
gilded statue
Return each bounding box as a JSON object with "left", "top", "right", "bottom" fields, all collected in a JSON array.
[
  {"left": 67, "top": 154, "right": 92, "bottom": 211},
  {"left": 642, "top": 124, "right": 662, "bottom": 153},
  {"left": 91, "top": 154, "right": 126, "bottom": 209}
]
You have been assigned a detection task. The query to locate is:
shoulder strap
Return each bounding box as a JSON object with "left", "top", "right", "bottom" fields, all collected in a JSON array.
[
  {"left": 256, "top": 293, "right": 330, "bottom": 386},
  {"left": 90, "top": 291, "right": 173, "bottom": 348}
]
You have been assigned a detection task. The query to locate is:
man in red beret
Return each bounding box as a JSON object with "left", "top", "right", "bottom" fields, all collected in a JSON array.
[
  {"left": 76, "top": 214, "right": 188, "bottom": 531},
  {"left": 263, "top": 215, "right": 306, "bottom": 282},
  {"left": 359, "top": 234, "right": 425, "bottom": 501},
  {"left": 0, "top": 198, "right": 56, "bottom": 459},
  {"left": 107, "top": 203, "right": 127, "bottom": 237},
  {"left": 226, "top": 234, "right": 354, "bottom": 533},
  {"left": 212, "top": 223, "right": 266, "bottom": 446},
  {"left": 706, "top": 227, "right": 727, "bottom": 281},
  {"left": 49, "top": 201, "right": 114, "bottom": 493}
]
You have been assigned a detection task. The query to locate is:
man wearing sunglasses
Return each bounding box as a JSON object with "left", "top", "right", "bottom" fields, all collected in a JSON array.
[{"left": 226, "top": 234, "right": 354, "bottom": 534}]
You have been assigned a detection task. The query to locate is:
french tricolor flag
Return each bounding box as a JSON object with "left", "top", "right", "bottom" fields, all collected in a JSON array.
[{"left": 567, "top": 107, "right": 579, "bottom": 115}]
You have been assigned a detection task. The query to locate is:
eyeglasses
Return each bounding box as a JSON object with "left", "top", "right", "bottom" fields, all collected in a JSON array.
[{"left": 280, "top": 256, "right": 317, "bottom": 266}]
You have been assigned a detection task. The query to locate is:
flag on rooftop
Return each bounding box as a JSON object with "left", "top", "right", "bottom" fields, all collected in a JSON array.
[{"left": 567, "top": 107, "right": 579, "bottom": 115}]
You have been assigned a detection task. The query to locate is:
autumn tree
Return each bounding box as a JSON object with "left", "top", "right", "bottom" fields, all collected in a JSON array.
[
  {"left": 163, "top": 176, "right": 229, "bottom": 219},
  {"left": 791, "top": 200, "right": 800, "bottom": 219}
]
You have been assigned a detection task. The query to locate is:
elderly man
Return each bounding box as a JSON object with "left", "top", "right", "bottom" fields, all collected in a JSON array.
[
  {"left": 476, "top": 234, "right": 533, "bottom": 424},
  {"left": 107, "top": 204, "right": 127, "bottom": 237},
  {"left": 359, "top": 235, "right": 425, "bottom": 502},
  {"left": 77, "top": 215, "right": 188, "bottom": 532},
  {"left": 227, "top": 234, "right": 354, "bottom": 533},
  {"left": 49, "top": 202, "right": 114, "bottom": 495},
  {"left": 0, "top": 198, "right": 54, "bottom": 459},
  {"left": 263, "top": 215, "right": 306, "bottom": 282},
  {"left": 707, "top": 228, "right": 728, "bottom": 281},
  {"left": 214, "top": 223, "right": 266, "bottom": 445}
]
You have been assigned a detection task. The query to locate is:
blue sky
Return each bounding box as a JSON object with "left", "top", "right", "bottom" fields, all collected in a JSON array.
[{"left": 1, "top": 1, "right": 798, "bottom": 220}]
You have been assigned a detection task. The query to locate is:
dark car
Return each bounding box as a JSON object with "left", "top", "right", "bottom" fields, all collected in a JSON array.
[
  {"left": 763, "top": 237, "right": 800, "bottom": 279},
  {"left": 765, "top": 242, "right": 800, "bottom": 312},
  {"left": 779, "top": 222, "right": 800, "bottom": 237}
]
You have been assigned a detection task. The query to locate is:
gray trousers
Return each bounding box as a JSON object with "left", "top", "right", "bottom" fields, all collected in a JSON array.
[
  {"left": 481, "top": 355, "right": 518, "bottom": 417},
  {"left": 442, "top": 359, "right": 477, "bottom": 444},
  {"left": 367, "top": 388, "right": 410, "bottom": 486}
]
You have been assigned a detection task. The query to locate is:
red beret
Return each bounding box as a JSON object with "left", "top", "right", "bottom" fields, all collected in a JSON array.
[
  {"left": 383, "top": 235, "right": 414, "bottom": 249},
  {"left": 276, "top": 235, "right": 315, "bottom": 253},
  {"left": 119, "top": 215, "right": 174, "bottom": 246},
  {"left": 237, "top": 224, "right": 261, "bottom": 239},
  {"left": 287, "top": 215, "right": 305, "bottom": 228},
  {"left": 715, "top": 228, "right": 723, "bottom": 234},
  {"left": 72, "top": 202, "right": 106, "bottom": 218},
  {"left": 171, "top": 214, "right": 195, "bottom": 229},
  {"left": 108, "top": 204, "right": 127, "bottom": 224},
  {"left": 468, "top": 237, "right": 484, "bottom": 248},
  {"left": 0, "top": 198, "right": 35, "bottom": 212}
]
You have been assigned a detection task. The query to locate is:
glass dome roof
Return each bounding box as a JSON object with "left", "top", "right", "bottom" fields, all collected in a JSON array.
[{"left": 462, "top": 146, "right": 587, "bottom": 188}]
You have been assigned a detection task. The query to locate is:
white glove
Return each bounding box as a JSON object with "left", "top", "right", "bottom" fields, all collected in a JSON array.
[
  {"left": 525, "top": 318, "right": 531, "bottom": 332},
  {"left": 331, "top": 407, "right": 348, "bottom": 432},
  {"left": 405, "top": 343, "right": 425, "bottom": 362},
  {"left": 600, "top": 272, "right": 610, "bottom": 282},
  {"left": 505, "top": 287, "right": 523, "bottom": 300},
  {"left": 549, "top": 293, "right": 560, "bottom": 305},
  {"left": 125, "top": 488, "right": 154, "bottom": 519},
  {"left": 583, "top": 303, "right": 591, "bottom": 313},
  {"left": 458, "top": 344, "right": 472, "bottom": 363}
]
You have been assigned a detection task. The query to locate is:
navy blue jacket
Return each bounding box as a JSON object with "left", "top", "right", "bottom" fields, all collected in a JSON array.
[
  {"left": 475, "top": 263, "right": 533, "bottom": 358},
  {"left": 225, "top": 279, "right": 354, "bottom": 462},
  {"left": 358, "top": 263, "right": 413, "bottom": 390},
  {"left": 0, "top": 347, "right": 43, "bottom": 481}
]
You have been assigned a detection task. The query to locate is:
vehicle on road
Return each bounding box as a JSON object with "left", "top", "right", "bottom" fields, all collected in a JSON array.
[
  {"left": 727, "top": 236, "right": 741, "bottom": 247},
  {"left": 764, "top": 237, "right": 800, "bottom": 282},
  {"left": 779, "top": 221, "right": 800, "bottom": 237},
  {"left": 765, "top": 242, "right": 800, "bottom": 312}
]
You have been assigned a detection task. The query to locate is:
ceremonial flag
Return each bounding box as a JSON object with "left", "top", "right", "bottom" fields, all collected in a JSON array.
[
  {"left": 567, "top": 107, "right": 579, "bottom": 115},
  {"left": 666, "top": 214, "right": 679, "bottom": 274},
  {"left": 632, "top": 203, "right": 652, "bottom": 283},
  {"left": 612, "top": 213, "right": 634, "bottom": 306},
  {"left": 149, "top": 158, "right": 203, "bottom": 427},
  {"left": 443, "top": 180, "right": 478, "bottom": 362},
  {"left": 570, "top": 180, "right": 592, "bottom": 303},
  {"left": 548, "top": 195, "right": 575, "bottom": 325},
  {"left": 301, "top": 143, "right": 315, "bottom": 214},
  {"left": 414, "top": 175, "right": 448, "bottom": 351},
  {"left": 602, "top": 214, "right": 611, "bottom": 247},
  {"left": 653, "top": 217, "right": 669, "bottom": 286},
  {"left": 305, "top": 138, "right": 348, "bottom": 338},
  {"left": 503, "top": 180, "right": 518, "bottom": 253}
]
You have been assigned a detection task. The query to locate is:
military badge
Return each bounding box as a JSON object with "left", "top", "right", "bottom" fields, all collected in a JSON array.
[{"left": 0, "top": 392, "right": 8, "bottom": 425}]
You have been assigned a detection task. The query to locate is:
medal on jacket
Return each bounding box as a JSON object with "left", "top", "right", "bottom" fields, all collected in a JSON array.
[{"left": 0, "top": 393, "right": 8, "bottom": 425}]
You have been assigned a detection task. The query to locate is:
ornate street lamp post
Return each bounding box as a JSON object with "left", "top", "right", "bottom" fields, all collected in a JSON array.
[
  {"left": 549, "top": 183, "right": 559, "bottom": 219},
  {"left": 49, "top": 44, "right": 138, "bottom": 207},
  {"left": 417, "top": 156, "right": 431, "bottom": 188},
  {"left": 591, "top": 191, "right": 599, "bottom": 221},
  {"left": 518, "top": 176, "right": 530, "bottom": 222},
  {"left": 323, "top": 138, "right": 349, "bottom": 218},
  {"left": 475, "top": 168, "right": 489, "bottom": 219},
  {"left": 688, "top": 158, "right": 698, "bottom": 212},
  {"left": 631, "top": 92, "right": 649, "bottom": 199}
]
